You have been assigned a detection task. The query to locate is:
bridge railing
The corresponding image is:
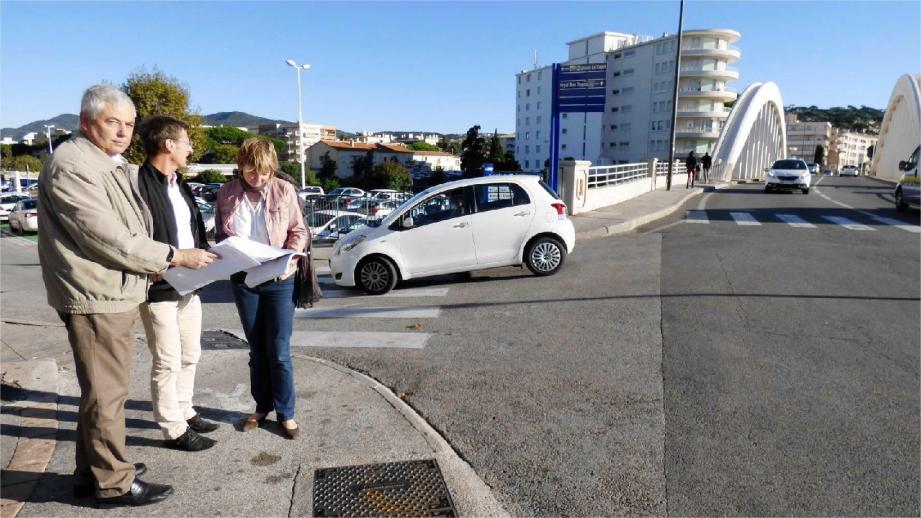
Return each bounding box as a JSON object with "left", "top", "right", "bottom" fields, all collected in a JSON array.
[{"left": 560, "top": 158, "right": 690, "bottom": 215}]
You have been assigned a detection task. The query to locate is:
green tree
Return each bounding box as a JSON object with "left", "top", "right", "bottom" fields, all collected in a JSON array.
[
  {"left": 189, "top": 169, "right": 227, "bottom": 184},
  {"left": 496, "top": 152, "right": 521, "bottom": 172},
  {"left": 460, "top": 125, "right": 486, "bottom": 178},
  {"left": 1, "top": 144, "right": 11, "bottom": 161},
  {"left": 813, "top": 145, "right": 825, "bottom": 167},
  {"left": 437, "top": 137, "right": 459, "bottom": 155},
  {"left": 320, "top": 177, "right": 340, "bottom": 192},
  {"left": 487, "top": 129, "right": 503, "bottom": 164},
  {"left": 407, "top": 141, "right": 440, "bottom": 152},
  {"left": 206, "top": 144, "right": 238, "bottom": 164},
  {"left": 207, "top": 126, "right": 251, "bottom": 146},
  {"left": 2, "top": 154, "right": 43, "bottom": 172},
  {"left": 352, "top": 150, "right": 374, "bottom": 180},
  {"left": 370, "top": 162, "right": 412, "bottom": 192},
  {"left": 121, "top": 68, "right": 205, "bottom": 164},
  {"left": 319, "top": 151, "right": 337, "bottom": 180}
]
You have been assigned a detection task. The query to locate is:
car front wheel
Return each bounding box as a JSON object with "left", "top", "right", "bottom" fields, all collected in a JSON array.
[
  {"left": 896, "top": 188, "right": 908, "bottom": 211},
  {"left": 356, "top": 256, "right": 398, "bottom": 295},
  {"left": 801, "top": 188, "right": 810, "bottom": 194},
  {"left": 525, "top": 237, "right": 566, "bottom": 276}
]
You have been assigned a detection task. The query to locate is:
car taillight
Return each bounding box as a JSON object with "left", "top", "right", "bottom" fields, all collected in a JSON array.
[
  {"left": 27, "top": 211, "right": 38, "bottom": 217},
  {"left": 551, "top": 202, "right": 567, "bottom": 220}
]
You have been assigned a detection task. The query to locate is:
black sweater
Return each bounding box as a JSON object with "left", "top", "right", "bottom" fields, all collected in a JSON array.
[{"left": 137, "top": 162, "right": 209, "bottom": 302}]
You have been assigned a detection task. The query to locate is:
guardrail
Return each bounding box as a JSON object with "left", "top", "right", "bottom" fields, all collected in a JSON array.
[{"left": 587, "top": 163, "right": 649, "bottom": 188}]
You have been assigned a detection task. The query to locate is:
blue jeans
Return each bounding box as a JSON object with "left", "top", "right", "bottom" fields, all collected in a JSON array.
[{"left": 231, "top": 276, "right": 297, "bottom": 421}]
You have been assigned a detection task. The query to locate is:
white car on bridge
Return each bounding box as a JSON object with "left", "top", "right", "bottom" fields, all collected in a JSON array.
[{"left": 764, "top": 159, "right": 811, "bottom": 194}]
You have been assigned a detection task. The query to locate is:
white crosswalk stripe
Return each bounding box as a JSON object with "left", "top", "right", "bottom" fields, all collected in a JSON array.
[
  {"left": 775, "top": 214, "right": 816, "bottom": 228},
  {"left": 686, "top": 210, "right": 709, "bottom": 223},
  {"left": 730, "top": 212, "right": 761, "bottom": 226},
  {"left": 290, "top": 330, "right": 429, "bottom": 349},
  {"left": 821, "top": 216, "right": 875, "bottom": 231},
  {"left": 866, "top": 215, "right": 921, "bottom": 233}
]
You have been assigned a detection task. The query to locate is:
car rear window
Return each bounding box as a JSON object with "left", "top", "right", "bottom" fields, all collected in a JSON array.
[
  {"left": 538, "top": 179, "right": 561, "bottom": 200},
  {"left": 772, "top": 160, "right": 806, "bottom": 170},
  {"left": 22, "top": 200, "right": 37, "bottom": 209}
]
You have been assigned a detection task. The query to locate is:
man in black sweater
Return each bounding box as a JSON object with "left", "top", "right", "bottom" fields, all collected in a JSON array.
[{"left": 136, "top": 116, "right": 219, "bottom": 452}]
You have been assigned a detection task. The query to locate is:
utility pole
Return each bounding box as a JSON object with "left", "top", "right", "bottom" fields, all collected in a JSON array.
[
  {"left": 43, "top": 125, "right": 55, "bottom": 154},
  {"left": 666, "top": 0, "right": 685, "bottom": 191}
]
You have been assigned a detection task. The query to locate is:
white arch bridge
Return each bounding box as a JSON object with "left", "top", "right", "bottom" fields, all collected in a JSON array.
[{"left": 709, "top": 81, "right": 787, "bottom": 182}]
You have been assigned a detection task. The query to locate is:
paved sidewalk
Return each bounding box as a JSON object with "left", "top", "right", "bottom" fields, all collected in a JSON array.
[
  {"left": 0, "top": 322, "right": 506, "bottom": 517},
  {"left": 1, "top": 180, "right": 723, "bottom": 516}
]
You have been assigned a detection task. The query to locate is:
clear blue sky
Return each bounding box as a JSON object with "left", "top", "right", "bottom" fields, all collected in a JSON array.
[{"left": 2, "top": 1, "right": 918, "bottom": 134}]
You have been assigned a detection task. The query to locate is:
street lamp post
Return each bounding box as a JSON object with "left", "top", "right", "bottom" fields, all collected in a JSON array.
[
  {"left": 285, "top": 59, "right": 311, "bottom": 190},
  {"left": 43, "top": 124, "right": 55, "bottom": 154}
]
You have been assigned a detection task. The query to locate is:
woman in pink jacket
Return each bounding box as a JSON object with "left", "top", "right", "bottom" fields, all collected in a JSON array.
[{"left": 215, "top": 138, "right": 308, "bottom": 439}]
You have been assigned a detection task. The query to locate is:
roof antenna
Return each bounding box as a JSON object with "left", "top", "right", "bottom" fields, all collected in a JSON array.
[{"left": 533, "top": 49, "right": 539, "bottom": 69}]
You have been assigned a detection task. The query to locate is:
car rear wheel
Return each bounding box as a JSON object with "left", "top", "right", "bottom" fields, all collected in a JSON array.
[
  {"left": 801, "top": 188, "right": 809, "bottom": 194},
  {"left": 896, "top": 188, "right": 908, "bottom": 211},
  {"left": 525, "top": 237, "right": 566, "bottom": 276},
  {"left": 356, "top": 256, "right": 398, "bottom": 295},
  {"left": 764, "top": 185, "right": 772, "bottom": 193}
]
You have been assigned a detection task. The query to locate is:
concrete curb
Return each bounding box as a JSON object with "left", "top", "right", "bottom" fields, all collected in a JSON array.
[
  {"left": 1, "top": 359, "right": 59, "bottom": 518},
  {"left": 576, "top": 187, "right": 705, "bottom": 240},
  {"left": 865, "top": 176, "right": 898, "bottom": 186},
  {"left": 294, "top": 354, "right": 510, "bottom": 517}
]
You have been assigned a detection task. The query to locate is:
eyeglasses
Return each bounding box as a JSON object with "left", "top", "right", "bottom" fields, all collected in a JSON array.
[{"left": 171, "top": 138, "right": 193, "bottom": 149}]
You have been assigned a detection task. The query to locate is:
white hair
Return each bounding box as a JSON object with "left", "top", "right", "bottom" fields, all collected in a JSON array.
[{"left": 80, "top": 84, "right": 135, "bottom": 119}]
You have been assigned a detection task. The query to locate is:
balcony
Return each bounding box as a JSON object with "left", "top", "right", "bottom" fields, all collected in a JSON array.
[
  {"left": 680, "top": 47, "right": 741, "bottom": 61},
  {"left": 675, "top": 128, "right": 722, "bottom": 139},
  {"left": 676, "top": 109, "right": 731, "bottom": 118},
  {"left": 679, "top": 67, "right": 739, "bottom": 80},
  {"left": 678, "top": 88, "right": 738, "bottom": 101}
]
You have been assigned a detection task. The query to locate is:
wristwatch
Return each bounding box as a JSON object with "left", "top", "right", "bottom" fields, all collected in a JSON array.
[{"left": 166, "top": 247, "right": 175, "bottom": 264}]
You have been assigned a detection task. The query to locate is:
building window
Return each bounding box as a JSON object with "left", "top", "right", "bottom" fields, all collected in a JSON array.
[
  {"left": 525, "top": 117, "right": 530, "bottom": 124},
  {"left": 614, "top": 53, "right": 622, "bottom": 59},
  {"left": 619, "top": 142, "right": 630, "bottom": 148},
  {"left": 562, "top": 113, "right": 567, "bottom": 119},
  {"left": 525, "top": 160, "right": 529, "bottom": 168},
  {"left": 518, "top": 76, "right": 521, "bottom": 84},
  {"left": 537, "top": 86, "right": 542, "bottom": 95},
  {"left": 651, "top": 121, "right": 657, "bottom": 130},
  {"left": 526, "top": 89, "right": 530, "bottom": 96},
  {"left": 621, "top": 105, "right": 632, "bottom": 113},
  {"left": 525, "top": 145, "right": 529, "bottom": 153},
  {"left": 537, "top": 101, "right": 541, "bottom": 109},
  {"left": 625, "top": 50, "right": 635, "bottom": 57},
  {"left": 527, "top": 74, "right": 531, "bottom": 82},
  {"left": 611, "top": 107, "right": 619, "bottom": 112},
  {"left": 622, "top": 86, "right": 634, "bottom": 95},
  {"left": 536, "top": 116, "right": 542, "bottom": 123},
  {"left": 613, "top": 71, "right": 621, "bottom": 77},
  {"left": 623, "top": 68, "right": 634, "bottom": 76},
  {"left": 525, "top": 131, "right": 530, "bottom": 140},
  {"left": 536, "top": 130, "right": 541, "bottom": 139},
  {"left": 561, "top": 144, "right": 567, "bottom": 150},
  {"left": 535, "top": 145, "right": 540, "bottom": 153},
  {"left": 621, "top": 123, "right": 632, "bottom": 131},
  {"left": 526, "top": 103, "right": 530, "bottom": 111},
  {"left": 538, "top": 71, "right": 542, "bottom": 80},
  {"left": 612, "top": 89, "right": 620, "bottom": 95},
  {"left": 611, "top": 125, "right": 617, "bottom": 130},
  {"left": 561, "top": 128, "right": 567, "bottom": 134}
]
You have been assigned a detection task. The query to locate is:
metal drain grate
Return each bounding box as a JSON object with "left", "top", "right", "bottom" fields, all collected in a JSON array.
[
  {"left": 199, "top": 330, "right": 249, "bottom": 350},
  {"left": 313, "top": 459, "right": 455, "bottom": 517}
]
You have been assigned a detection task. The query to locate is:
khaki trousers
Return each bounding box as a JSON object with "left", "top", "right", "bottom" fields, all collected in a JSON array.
[
  {"left": 59, "top": 309, "right": 137, "bottom": 498},
  {"left": 139, "top": 294, "right": 202, "bottom": 440}
]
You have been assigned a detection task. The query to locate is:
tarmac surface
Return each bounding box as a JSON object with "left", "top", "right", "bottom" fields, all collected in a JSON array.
[{"left": 1, "top": 179, "right": 729, "bottom": 517}]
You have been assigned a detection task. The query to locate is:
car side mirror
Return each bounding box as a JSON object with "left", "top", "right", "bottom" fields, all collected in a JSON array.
[
  {"left": 763, "top": 167, "right": 771, "bottom": 173},
  {"left": 402, "top": 216, "right": 415, "bottom": 229},
  {"left": 899, "top": 160, "right": 909, "bottom": 171}
]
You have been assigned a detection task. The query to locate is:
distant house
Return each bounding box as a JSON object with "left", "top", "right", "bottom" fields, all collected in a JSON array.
[
  {"left": 306, "top": 141, "right": 414, "bottom": 179},
  {"left": 408, "top": 150, "right": 461, "bottom": 175}
]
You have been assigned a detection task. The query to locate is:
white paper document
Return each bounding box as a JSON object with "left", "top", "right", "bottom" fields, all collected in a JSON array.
[{"left": 162, "top": 236, "right": 303, "bottom": 295}]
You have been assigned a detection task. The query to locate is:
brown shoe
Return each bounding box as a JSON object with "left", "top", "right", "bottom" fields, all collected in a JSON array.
[
  {"left": 280, "top": 419, "right": 299, "bottom": 440},
  {"left": 241, "top": 413, "right": 267, "bottom": 432}
]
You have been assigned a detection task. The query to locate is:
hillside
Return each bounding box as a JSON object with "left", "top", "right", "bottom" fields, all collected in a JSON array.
[
  {"left": 787, "top": 105, "right": 883, "bottom": 133},
  {"left": 1, "top": 114, "right": 79, "bottom": 139},
  {"left": 203, "top": 111, "right": 290, "bottom": 127}
]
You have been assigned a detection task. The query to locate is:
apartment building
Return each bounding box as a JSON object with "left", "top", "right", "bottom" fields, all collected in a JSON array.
[
  {"left": 515, "top": 29, "right": 741, "bottom": 171},
  {"left": 830, "top": 130, "right": 877, "bottom": 171},
  {"left": 254, "top": 123, "right": 337, "bottom": 163},
  {"left": 785, "top": 117, "right": 833, "bottom": 164}
]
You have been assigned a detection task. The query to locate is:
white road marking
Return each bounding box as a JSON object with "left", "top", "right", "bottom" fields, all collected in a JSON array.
[
  {"left": 289, "top": 330, "right": 429, "bottom": 349},
  {"left": 822, "top": 216, "right": 875, "bottom": 231},
  {"left": 730, "top": 212, "right": 761, "bottom": 226},
  {"left": 865, "top": 214, "right": 921, "bottom": 233},
  {"left": 318, "top": 281, "right": 450, "bottom": 298},
  {"left": 296, "top": 305, "right": 441, "bottom": 319},
  {"left": 813, "top": 186, "right": 854, "bottom": 209},
  {"left": 686, "top": 210, "right": 709, "bottom": 223},
  {"left": 315, "top": 265, "right": 331, "bottom": 275},
  {"left": 776, "top": 214, "right": 816, "bottom": 228}
]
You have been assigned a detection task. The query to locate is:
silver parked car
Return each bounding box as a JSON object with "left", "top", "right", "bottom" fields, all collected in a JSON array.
[{"left": 895, "top": 145, "right": 920, "bottom": 211}]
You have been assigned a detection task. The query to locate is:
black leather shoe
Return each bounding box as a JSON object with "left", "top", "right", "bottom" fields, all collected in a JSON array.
[
  {"left": 166, "top": 428, "right": 216, "bottom": 452},
  {"left": 186, "top": 414, "right": 219, "bottom": 433},
  {"left": 73, "top": 463, "right": 148, "bottom": 499},
  {"left": 95, "top": 478, "right": 173, "bottom": 508}
]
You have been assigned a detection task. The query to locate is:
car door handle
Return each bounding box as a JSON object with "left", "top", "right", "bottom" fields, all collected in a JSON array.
[
  {"left": 453, "top": 222, "right": 468, "bottom": 228},
  {"left": 514, "top": 210, "right": 531, "bottom": 217}
]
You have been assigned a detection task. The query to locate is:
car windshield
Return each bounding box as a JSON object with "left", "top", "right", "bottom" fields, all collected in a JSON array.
[
  {"left": 773, "top": 160, "right": 806, "bottom": 170},
  {"left": 307, "top": 212, "right": 336, "bottom": 227}
]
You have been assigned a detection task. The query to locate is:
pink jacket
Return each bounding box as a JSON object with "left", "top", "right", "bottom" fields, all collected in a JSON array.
[{"left": 214, "top": 177, "right": 308, "bottom": 253}]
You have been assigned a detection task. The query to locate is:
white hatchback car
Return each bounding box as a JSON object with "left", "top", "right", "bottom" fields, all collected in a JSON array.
[
  {"left": 8, "top": 198, "right": 38, "bottom": 233},
  {"left": 330, "top": 175, "right": 575, "bottom": 294},
  {"left": 840, "top": 165, "right": 859, "bottom": 177},
  {"left": 764, "top": 159, "right": 811, "bottom": 194}
]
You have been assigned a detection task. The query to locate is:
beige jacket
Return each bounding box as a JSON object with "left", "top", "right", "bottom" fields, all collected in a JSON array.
[{"left": 37, "top": 133, "right": 171, "bottom": 314}]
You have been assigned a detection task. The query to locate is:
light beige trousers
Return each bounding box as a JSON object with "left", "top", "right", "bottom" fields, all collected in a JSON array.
[{"left": 139, "top": 294, "right": 202, "bottom": 440}]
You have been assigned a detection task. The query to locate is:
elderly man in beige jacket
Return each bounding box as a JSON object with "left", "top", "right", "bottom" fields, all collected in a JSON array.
[{"left": 38, "top": 84, "right": 216, "bottom": 508}]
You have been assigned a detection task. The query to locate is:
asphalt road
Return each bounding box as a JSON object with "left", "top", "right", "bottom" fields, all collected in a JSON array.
[
  {"left": 2, "top": 175, "right": 917, "bottom": 515},
  {"left": 651, "top": 176, "right": 920, "bottom": 515}
]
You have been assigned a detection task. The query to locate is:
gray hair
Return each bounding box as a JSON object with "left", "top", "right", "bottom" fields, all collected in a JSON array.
[{"left": 80, "top": 84, "right": 135, "bottom": 119}]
